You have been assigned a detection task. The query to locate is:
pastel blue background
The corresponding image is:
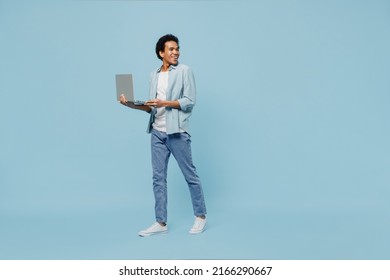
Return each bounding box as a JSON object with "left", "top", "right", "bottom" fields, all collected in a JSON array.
[{"left": 1, "top": 0, "right": 389, "bottom": 259}]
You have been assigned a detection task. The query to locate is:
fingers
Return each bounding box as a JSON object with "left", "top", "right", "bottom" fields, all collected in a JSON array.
[
  {"left": 145, "top": 99, "right": 159, "bottom": 107},
  {"left": 119, "top": 94, "right": 127, "bottom": 104},
  {"left": 144, "top": 100, "right": 154, "bottom": 106}
]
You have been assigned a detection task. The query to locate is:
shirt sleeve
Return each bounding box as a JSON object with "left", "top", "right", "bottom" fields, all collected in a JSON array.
[{"left": 178, "top": 66, "right": 196, "bottom": 112}]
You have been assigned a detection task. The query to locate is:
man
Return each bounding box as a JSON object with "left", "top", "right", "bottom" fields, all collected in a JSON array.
[{"left": 119, "top": 34, "right": 207, "bottom": 237}]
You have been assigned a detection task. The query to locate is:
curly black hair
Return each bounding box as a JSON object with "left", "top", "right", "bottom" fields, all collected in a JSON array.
[{"left": 155, "top": 34, "right": 179, "bottom": 60}]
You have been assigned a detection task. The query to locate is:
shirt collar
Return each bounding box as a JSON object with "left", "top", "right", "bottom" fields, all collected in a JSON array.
[{"left": 157, "top": 63, "right": 178, "bottom": 73}]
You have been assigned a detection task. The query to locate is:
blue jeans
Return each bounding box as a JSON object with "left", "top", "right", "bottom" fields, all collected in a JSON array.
[{"left": 151, "top": 129, "right": 207, "bottom": 223}]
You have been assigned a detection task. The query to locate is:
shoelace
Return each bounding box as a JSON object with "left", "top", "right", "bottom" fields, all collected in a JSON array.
[
  {"left": 149, "top": 222, "right": 162, "bottom": 230},
  {"left": 192, "top": 219, "right": 204, "bottom": 229}
]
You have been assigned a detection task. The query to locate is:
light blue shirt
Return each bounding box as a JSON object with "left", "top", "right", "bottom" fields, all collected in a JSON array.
[{"left": 147, "top": 63, "right": 197, "bottom": 135}]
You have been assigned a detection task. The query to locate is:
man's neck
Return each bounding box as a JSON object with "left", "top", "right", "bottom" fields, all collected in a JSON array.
[
  {"left": 161, "top": 61, "right": 178, "bottom": 72},
  {"left": 161, "top": 62, "right": 170, "bottom": 72}
]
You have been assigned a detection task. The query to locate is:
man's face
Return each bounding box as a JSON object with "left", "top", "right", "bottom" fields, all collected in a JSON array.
[{"left": 159, "top": 41, "right": 180, "bottom": 65}]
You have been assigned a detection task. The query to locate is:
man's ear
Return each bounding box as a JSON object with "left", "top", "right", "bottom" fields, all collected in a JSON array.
[{"left": 159, "top": 50, "right": 164, "bottom": 59}]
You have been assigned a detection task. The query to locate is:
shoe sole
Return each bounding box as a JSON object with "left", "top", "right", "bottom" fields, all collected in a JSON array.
[
  {"left": 138, "top": 230, "right": 168, "bottom": 237},
  {"left": 189, "top": 227, "right": 206, "bottom": 235}
]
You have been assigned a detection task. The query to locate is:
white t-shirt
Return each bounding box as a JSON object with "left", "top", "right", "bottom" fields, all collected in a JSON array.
[{"left": 152, "top": 71, "right": 169, "bottom": 132}]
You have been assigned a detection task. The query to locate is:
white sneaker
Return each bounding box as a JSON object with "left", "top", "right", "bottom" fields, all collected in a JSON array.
[
  {"left": 138, "top": 222, "right": 168, "bottom": 237},
  {"left": 189, "top": 217, "right": 207, "bottom": 234}
]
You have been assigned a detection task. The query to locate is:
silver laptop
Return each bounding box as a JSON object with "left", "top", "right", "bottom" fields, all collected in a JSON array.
[{"left": 115, "top": 74, "right": 145, "bottom": 105}]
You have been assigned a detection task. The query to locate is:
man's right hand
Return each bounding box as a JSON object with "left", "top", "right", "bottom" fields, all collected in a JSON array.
[
  {"left": 119, "top": 94, "right": 127, "bottom": 105},
  {"left": 119, "top": 93, "right": 151, "bottom": 112}
]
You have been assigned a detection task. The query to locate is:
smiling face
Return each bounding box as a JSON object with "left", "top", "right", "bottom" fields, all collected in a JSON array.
[{"left": 159, "top": 40, "right": 180, "bottom": 67}]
